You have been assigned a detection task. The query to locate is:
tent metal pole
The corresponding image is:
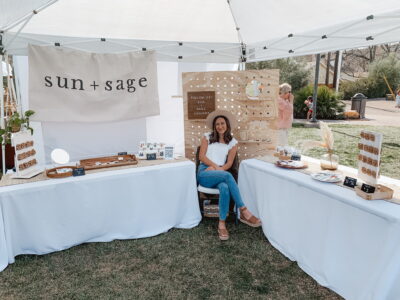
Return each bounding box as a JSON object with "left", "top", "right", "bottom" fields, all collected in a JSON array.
[
  {"left": 6, "top": 55, "right": 18, "bottom": 114},
  {"left": 335, "top": 50, "right": 343, "bottom": 94},
  {"left": 11, "top": 57, "right": 22, "bottom": 114},
  {"left": 0, "top": 54, "right": 5, "bottom": 174},
  {"left": 332, "top": 51, "right": 340, "bottom": 89},
  {"left": 311, "top": 54, "right": 321, "bottom": 123},
  {"left": 227, "top": 0, "right": 246, "bottom": 64},
  {"left": 325, "top": 52, "right": 331, "bottom": 86},
  {"left": 5, "top": 54, "right": 15, "bottom": 110},
  {"left": 1, "top": 0, "right": 59, "bottom": 32},
  {"left": 3, "top": 14, "right": 35, "bottom": 51}
]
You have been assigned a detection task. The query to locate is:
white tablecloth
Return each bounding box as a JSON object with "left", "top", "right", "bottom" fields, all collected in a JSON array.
[
  {"left": 238, "top": 159, "right": 400, "bottom": 300},
  {"left": 0, "top": 161, "right": 201, "bottom": 272}
]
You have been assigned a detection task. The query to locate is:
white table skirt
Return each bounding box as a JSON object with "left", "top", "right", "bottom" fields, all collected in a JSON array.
[
  {"left": 238, "top": 159, "right": 400, "bottom": 300},
  {"left": 0, "top": 161, "right": 201, "bottom": 272}
]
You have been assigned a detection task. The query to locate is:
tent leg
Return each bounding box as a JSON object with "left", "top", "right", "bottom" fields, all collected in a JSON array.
[
  {"left": 0, "top": 55, "right": 5, "bottom": 175},
  {"left": 5, "top": 55, "right": 18, "bottom": 114},
  {"left": 332, "top": 50, "right": 340, "bottom": 89},
  {"left": 335, "top": 50, "right": 343, "bottom": 94},
  {"left": 13, "top": 57, "right": 23, "bottom": 114},
  {"left": 311, "top": 54, "right": 321, "bottom": 123}
]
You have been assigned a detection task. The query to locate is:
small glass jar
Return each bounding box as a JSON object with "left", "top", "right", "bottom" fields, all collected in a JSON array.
[{"left": 320, "top": 151, "right": 339, "bottom": 170}]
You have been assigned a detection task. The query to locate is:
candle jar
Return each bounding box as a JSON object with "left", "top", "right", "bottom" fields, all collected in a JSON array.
[{"left": 320, "top": 151, "right": 339, "bottom": 170}]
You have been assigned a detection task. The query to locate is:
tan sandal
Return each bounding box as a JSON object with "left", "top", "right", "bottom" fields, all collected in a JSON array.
[
  {"left": 218, "top": 227, "right": 229, "bottom": 241},
  {"left": 239, "top": 207, "right": 261, "bottom": 228}
]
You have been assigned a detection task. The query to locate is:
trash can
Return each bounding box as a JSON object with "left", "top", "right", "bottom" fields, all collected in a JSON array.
[{"left": 351, "top": 93, "right": 367, "bottom": 119}]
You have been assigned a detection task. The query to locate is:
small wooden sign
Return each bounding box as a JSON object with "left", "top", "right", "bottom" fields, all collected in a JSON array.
[{"left": 188, "top": 91, "right": 215, "bottom": 119}]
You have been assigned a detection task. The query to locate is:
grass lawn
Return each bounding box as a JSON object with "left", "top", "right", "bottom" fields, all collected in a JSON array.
[
  {"left": 0, "top": 218, "right": 341, "bottom": 299},
  {"left": 289, "top": 124, "right": 400, "bottom": 180}
]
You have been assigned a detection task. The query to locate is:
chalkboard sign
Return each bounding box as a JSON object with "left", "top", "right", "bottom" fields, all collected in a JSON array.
[
  {"left": 291, "top": 154, "right": 301, "bottom": 161},
  {"left": 118, "top": 152, "right": 128, "bottom": 155},
  {"left": 188, "top": 91, "right": 215, "bottom": 119},
  {"left": 361, "top": 183, "right": 376, "bottom": 193},
  {"left": 73, "top": 167, "right": 85, "bottom": 176},
  {"left": 343, "top": 176, "right": 357, "bottom": 188},
  {"left": 146, "top": 153, "right": 157, "bottom": 160}
]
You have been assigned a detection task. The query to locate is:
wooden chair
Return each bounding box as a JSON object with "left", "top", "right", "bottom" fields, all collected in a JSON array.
[{"left": 195, "top": 146, "right": 239, "bottom": 224}]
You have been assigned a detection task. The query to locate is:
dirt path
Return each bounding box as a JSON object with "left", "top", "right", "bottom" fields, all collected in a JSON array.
[{"left": 295, "top": 99, "right": 400, "bottom": 127}]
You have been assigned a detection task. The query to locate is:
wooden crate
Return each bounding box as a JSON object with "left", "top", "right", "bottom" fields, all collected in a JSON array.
[{"left": 355, "top": 184, "right": 394, "bottom": 200}]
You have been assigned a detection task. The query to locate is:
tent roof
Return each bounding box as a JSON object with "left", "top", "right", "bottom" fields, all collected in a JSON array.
[{"left": 1, "top": 0, "right": 400, "bottom": 62}]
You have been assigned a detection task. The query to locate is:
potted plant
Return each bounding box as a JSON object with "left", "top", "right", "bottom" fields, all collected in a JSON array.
[
  {"left": 0, "top": 110, "right": 35, "bottom": 171},
  {"left": 3, "top": 110, "right": 35, "bottom": 143}
]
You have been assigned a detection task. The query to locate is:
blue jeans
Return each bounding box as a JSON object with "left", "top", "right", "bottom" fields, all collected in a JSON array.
[{"left": 197, "top": 163, "right": 245, "bottom": 221}]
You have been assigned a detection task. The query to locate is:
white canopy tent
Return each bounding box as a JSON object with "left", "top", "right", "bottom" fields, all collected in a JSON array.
[
  {"left": 1, "top": 0, "right": 400, "bottom": 62},
  {"left": 1, "top": 0, "right": 400, "bottom": 168},
  {"left": 1, "top": 2, "right": 400, "bottom": 298}
]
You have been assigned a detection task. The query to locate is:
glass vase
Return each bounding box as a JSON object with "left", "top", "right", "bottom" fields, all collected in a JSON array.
[{"left": 320, "top": 151, "right": 339, "bottom": 170}]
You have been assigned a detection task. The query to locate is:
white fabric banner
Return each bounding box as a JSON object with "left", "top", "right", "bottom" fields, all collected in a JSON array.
[{"left": 28, "top": 45, "right": 159, "bottom": 122}]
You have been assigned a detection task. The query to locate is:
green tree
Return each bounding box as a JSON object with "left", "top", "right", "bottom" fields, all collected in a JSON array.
[{"left": 246, "top": 58, "right": 310, "bottom": 91}]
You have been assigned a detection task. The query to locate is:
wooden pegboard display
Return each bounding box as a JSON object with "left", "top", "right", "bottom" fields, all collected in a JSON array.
[{"left": 182, "top": 70, "right": 280, "bottom": 162}]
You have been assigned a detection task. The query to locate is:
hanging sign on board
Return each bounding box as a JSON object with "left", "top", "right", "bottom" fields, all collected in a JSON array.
[{"left": 187, "top": 91, "right": 215, "bottom": 120}]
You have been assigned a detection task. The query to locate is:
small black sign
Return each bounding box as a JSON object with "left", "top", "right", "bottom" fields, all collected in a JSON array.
[
  {"left": 73, "top": 167, "right": 86, "bottom": 176},
  {"left": 146, "top": 153, "right": 157, "bottom": 160},
  {"left": 343, "top": 176, "right": 357, "bottom": 188},
  {"left": 291, "top": 154, "right": 301, "bottom": 161},
  {"left": 361, "top": 183, "right": 376, "bottom": 194},
  {"left": 118, "top": 152, "right": 128, "bottom": 155}
]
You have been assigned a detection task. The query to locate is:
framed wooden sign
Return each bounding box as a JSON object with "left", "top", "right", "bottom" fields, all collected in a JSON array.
[{"left": 187, "top": 91, "right": 215, "bottom": 119}]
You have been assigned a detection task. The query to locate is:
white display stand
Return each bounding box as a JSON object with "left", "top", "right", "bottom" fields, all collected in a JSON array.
[
  {"left": 11, "top": 131, "right": 42, "bottom": 178},
  {"left": 357, "top": 130, "right": 383, "bottom": 185}
]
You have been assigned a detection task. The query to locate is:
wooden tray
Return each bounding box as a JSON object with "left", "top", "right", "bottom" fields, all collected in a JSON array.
[
  {"left": 275, "top": 160, "right": 308, "bottom": 169},
  {"left": 46, "top": 166, "right": 78, "bottom": 178},
  {"left": 79, "top": 154, "right": 138, "bottom": 170},
  {"left": 273, "top": 153, "right": 291, "bottom": 160},
  {"left": 355, "top": 184, "right": 394, "bottom": 200}
]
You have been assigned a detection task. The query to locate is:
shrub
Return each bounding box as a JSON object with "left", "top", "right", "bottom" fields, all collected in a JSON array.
[
  {"left": 294, "top": 85, "right": 345, "bottom": 119},
  {"left": 340, "top": 79, "right": 360, "bottom": 100},
  {"left": 340, "top": 54, "right": 400, "bottom": 99},
  {"left": 368, "top": 53, "right": 400, "bottom": 96}
]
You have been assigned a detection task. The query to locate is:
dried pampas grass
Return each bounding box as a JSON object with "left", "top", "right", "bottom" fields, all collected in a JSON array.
[
  {"left": 296, "top": 121, "right": 334, "bottom": 152},
  {"left": 319, "top": 122, "right": 334, "bottom": 151}
]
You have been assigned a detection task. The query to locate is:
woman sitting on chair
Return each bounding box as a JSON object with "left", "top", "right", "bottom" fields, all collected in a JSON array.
[{"left": 198, "top": 110, "right": 261, "bottom": 241}]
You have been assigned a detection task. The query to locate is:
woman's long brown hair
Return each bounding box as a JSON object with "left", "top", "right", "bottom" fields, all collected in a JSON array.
[{"left": 209, "top": 115, "right": 233, "bottom": 144}]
